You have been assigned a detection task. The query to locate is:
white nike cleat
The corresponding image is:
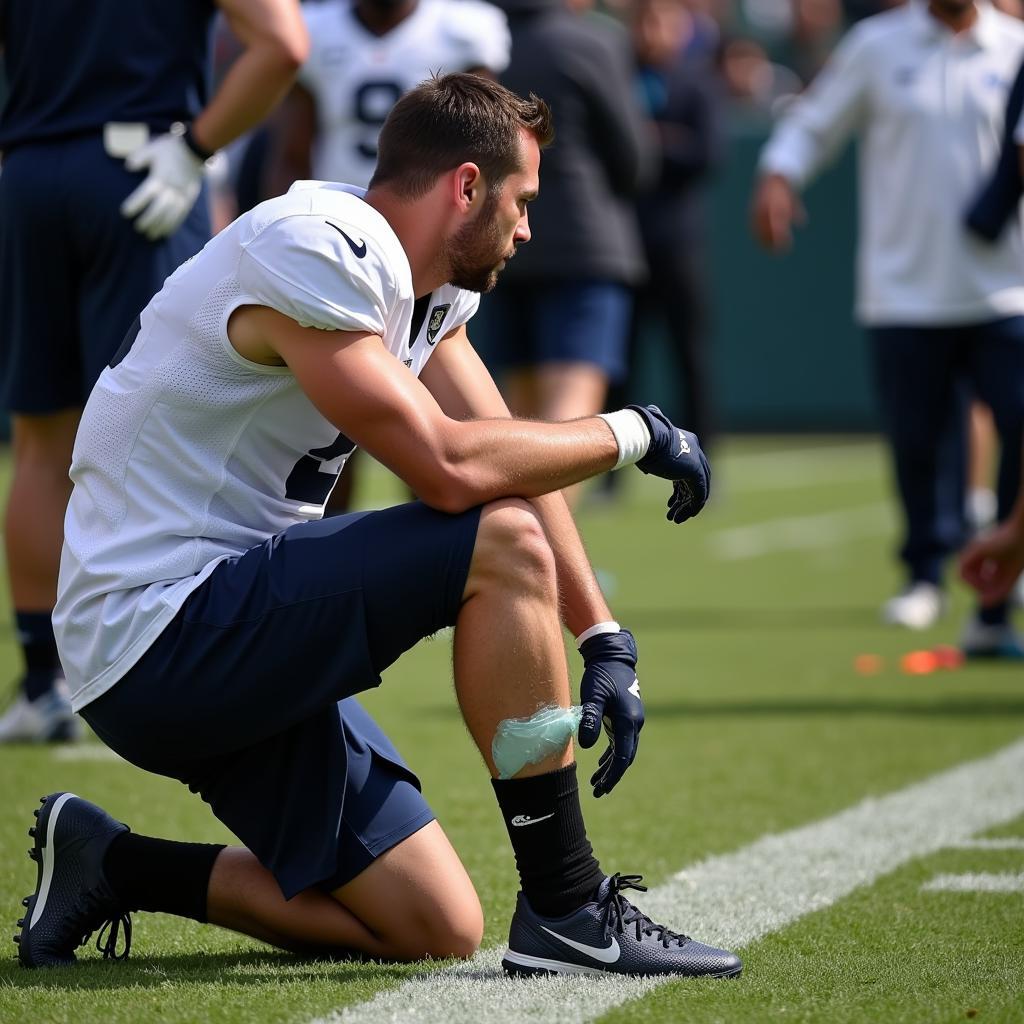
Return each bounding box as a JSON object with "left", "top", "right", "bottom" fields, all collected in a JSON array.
[
  {"left": 502, "top": 873, "right": 741, "bottom": 978},
  {"left": 0, "top": 686, "right": 82, "bottom": 743},
  {"left": 881, "top": 582, "right": 945, "bottom": 630},
  {"left": 960, "top": 618, "right": 1024, "bottom": 660}
]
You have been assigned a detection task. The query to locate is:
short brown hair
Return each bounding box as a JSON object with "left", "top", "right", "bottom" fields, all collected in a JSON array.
[{"left": 369, "top": 73, "right": 554, "bottom": 198}]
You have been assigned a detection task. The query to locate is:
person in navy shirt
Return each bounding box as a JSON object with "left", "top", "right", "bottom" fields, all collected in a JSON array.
[{"left": 0, "top": 0, "right": 308, "bottom": 742}]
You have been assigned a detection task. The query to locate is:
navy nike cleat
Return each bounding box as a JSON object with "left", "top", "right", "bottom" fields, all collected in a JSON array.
[
  {"left": 502, "top": 873, "right": 742, "bottom": 978},
  {"left": 14, "top": 792, "right": 132, "bottom": 967}
]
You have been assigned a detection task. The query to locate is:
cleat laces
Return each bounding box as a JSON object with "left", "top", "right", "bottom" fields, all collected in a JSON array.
[
  {"left": 63, "top": 885, "right": 133, "bottom": 962},
  {"left": 95, "top": 913, "right": 132, "bottom": 961},
  {"left": 598, "top": 873, "right": 691, "bottom": 950}
]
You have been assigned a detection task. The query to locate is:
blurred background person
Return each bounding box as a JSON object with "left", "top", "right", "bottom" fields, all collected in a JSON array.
[
  {"left": 716, "top": 35, "right": 802, "bottom": 116},
  {"left": 961, "top": 436, "right": 1024, "bottom": 604},
  {"left": 265, "top": 0, "right": 510, "bottom": 195},
  {"left": 264, "top": 0, "right": 510, "bottom": 510},
  {"left": 627, "top": 0, "right": 726, "bottom": 451},
  {"left": 751, "top": 0, "right": 1024, "bottom": 658},
  {"left": 476, "top": 0, "right": 653, "bottom": 508},
  {"left": 0, "top": 0, "right": 308, "bottom": 742}
]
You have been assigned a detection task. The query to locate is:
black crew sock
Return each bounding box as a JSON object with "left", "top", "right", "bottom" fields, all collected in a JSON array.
[
  {"left": 492, "top": 763, "right": 605, "bottom": 918},
  {"left": 103, "top": 832, "right": 225, "bottom": 922},
  {"left": 15, "top": 611, "right": 61, "bottom": 701}
]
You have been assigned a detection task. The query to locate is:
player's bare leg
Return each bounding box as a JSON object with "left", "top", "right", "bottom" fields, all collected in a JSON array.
[
  {"left": 4, "top": 411, "right": 78, "bottom": 609},
  {"left": 206, "top": 824, "right": 482, "bottom": 959},
  {"left": 0, "top": 411, "right": 82, "bottom": 742},
  {"left": 454, "top": 498, "right": 574, "bottom": 776},
  {"left": 535, "top": 364, "right": 610, "bottom": 508}
]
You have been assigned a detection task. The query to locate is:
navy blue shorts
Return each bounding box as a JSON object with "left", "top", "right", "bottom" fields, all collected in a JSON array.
[
  {"left": 0, "top": 134, "right": 210, "bottom": 413},
  {"left": 477, "top": 280, "right": 632, "bottom": 382},
  {"left": 81, "top": 502, "right": 481, "bottom": 899}
]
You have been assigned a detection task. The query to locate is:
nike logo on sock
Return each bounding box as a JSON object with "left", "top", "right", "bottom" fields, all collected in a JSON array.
[
  {"left": 510, "top": 813, "right": 555, "bottom": 828},
  {"left": 541, "top": 926, "right": 622, "bottom": 964}
]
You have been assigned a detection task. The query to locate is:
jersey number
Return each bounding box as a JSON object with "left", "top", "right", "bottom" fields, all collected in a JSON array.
[
  {"left": 354, "top": 80, "right": 404, "bottom": 160},
  {"left": 285, "top": 432, "right": 356, "bottom": 505}
]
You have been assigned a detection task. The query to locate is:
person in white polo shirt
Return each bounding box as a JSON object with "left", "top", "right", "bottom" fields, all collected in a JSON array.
[{"left": 751, "top": 0, "right": 1024, "bottom": 658}]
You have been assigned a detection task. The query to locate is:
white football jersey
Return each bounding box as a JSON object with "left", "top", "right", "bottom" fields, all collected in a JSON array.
[
  {"left": 299, "top": 0, "right": 510, "bottom": 186},
  {"left": 55, "top": 180, "right": 480, "bottom": 710}
]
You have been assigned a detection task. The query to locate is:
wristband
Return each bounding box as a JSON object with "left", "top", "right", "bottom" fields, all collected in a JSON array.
[
  {"left": 172, "top": 121, "right": 214, "bottom": 162},
  {"left": 598, "top": 410, "right": 651, "bottom": 470},
  {"left": 575, "top": 620, "right": 621, "bottom": 649}
]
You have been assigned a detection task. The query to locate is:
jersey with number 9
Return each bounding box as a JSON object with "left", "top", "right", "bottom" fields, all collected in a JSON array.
[{"left": 299, "top": 0, "right": 510, "bottom": 187}]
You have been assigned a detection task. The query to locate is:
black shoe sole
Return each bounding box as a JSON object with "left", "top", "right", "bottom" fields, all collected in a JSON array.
[{"left": 15, "top": 793, "right": 76, "bottom": 968}]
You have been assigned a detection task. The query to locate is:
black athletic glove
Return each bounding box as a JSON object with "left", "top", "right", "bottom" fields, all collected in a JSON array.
[
  {"left": 626, "top": 404, "right": 710, "bottom": 523},
  {"left": 577, "top": 629, "right": 644, "bottom": 798}
]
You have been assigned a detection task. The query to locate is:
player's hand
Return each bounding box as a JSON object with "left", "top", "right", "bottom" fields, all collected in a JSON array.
[
  {"left": 578, "top": 629, "right": 644, "bottom": 798},
  {"left": 121, "top": 132, "right": 205, "bottom": 241},
  {"left": 751, "top": 173, "right": 805, "bottom": 251},
  {"left": 627, "top": 404, "right": 710, "bottom": 522},
  {"left": 959, "top": 520, "right": 1024, "bottom": 606}
]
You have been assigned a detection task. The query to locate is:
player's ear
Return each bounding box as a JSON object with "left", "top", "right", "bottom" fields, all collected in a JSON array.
[{"left": 453, "top": 162, "right": 485, "bottom": 213}]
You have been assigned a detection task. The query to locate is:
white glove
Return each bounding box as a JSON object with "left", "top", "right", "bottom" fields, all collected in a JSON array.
[{"left": 120, "top": 131, "right": 206, "bottom": 241}]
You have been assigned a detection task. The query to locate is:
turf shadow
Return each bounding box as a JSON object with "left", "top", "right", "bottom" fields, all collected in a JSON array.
[
  {"left": 644, "top": 696, "right": 1024, "bottom": 718},
  {"left": 0, "top": 949, "right": 421, "bottom": 991},
  {"left": 615, "top": 606, "right": 880, "bottom": 631}
]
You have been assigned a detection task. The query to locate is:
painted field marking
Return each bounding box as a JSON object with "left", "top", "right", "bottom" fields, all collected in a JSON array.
[
  {"left": 51, "top": 745, "right": 124, "bottom": 762},
  {"left": 722, "top": 442, "right": 882, "bottom": 494},
  {"left": 922, "top": 873, "right": 1024, "bottom": 893},
  {"left": 313, "top": 738, "right": 1024, "bottom": 1024},
  {"left": 947, "top": 838, "right": 1024, "bottom": 851},
  {"left": 710, "top": 502, "right": 893, "bottom": 561}
]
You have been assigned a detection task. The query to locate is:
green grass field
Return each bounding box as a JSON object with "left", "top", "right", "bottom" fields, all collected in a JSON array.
[{"left": 0, "top": 437, "right": 1022, "bottom": 1024}]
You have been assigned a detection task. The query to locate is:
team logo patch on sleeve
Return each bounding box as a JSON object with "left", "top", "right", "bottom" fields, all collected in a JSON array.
[{"left": 426, "top": 304, "right": 452, "bottom": 345}]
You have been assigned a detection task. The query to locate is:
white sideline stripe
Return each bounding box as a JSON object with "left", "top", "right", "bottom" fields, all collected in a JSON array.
[
  {"left": 710, "top": 502, "right": 893, "bottom": 561},
  {"left": 723, "top": 443, "right": 881, "bottom": 493},
  {"left": 51, "top": 745, "right": 124, "bottom": 762},
  {"left": 947, "top": 838, "right": 1024, "bottom": 850},
  {"left": 312, "top": 739, "right": 1024, "bottom": 1024},
  {"left": 922, "top": 872, "right": 1024, "bottom": 893}
]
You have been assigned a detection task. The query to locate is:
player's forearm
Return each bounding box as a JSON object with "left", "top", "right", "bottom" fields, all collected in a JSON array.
[
  {"left": 529, "top": 491, "right": 613, "bottom": 637},
  {"left": 192, "top": 33, "right": 306, "bottom": 154},
  {"left": 424, "top": 416, "right": 618, "bottom": 513}
]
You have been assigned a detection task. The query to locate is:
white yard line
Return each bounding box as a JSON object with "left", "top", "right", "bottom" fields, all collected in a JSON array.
[
  {"left": 710, "top": 502, "right": 894, "bottom": 561},
  {"left": 922, "top": 873, "right": 1024, "bottom": 893},
  {"left": 313, "top": 738, "right": 1024, "bottom": 1024},
  {"left": 947, "top": 838, "right": 1024, "bottom": 851},
  {"left": 721, "top": 442, "right": 882, "bottom": 494},
  {"left": 51, "top": 745, "right": 124, "bottom": 762}
]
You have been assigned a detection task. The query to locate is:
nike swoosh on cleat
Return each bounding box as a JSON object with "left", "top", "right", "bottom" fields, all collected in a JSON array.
[
  {"left": 325, "top": 221, "right": 367, "bottom": 258},
  {"left": 510, "top": 813, "right": 555, "bottom": 828},
  {"left": 540, "top": 926, "right": 621, "bottom": 964}
]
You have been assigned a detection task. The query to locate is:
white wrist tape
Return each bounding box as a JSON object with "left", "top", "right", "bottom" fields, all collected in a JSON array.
[
  {"left": 575, "top": 620, "right": 621, "bottom": 649},
  {"left": 598, "top": 410, "right": 651, "bottom": 470}
]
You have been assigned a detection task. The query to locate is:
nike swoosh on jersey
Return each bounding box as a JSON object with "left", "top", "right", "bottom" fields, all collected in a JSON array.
[
  {"left": 325, "top": 221, "right": 367, "bottom": 258},
  {"left": 540, "top": 926, "right": 622, "bottom": 964}
]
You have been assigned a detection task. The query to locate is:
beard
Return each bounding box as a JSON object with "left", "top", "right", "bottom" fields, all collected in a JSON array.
[{"left": 444, "top": 193, "right": 514, "bottom": 293}]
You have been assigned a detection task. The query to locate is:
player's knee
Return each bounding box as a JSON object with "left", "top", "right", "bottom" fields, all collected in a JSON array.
[
  {"left": 471, "top": 499, "right": 556, "bottom": 594},
  {"left": 393, "top": 894, "right": 484, "bottom": 961},
  {"left": 424, "top": 903, "right": 484, "bottom": 960}
]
